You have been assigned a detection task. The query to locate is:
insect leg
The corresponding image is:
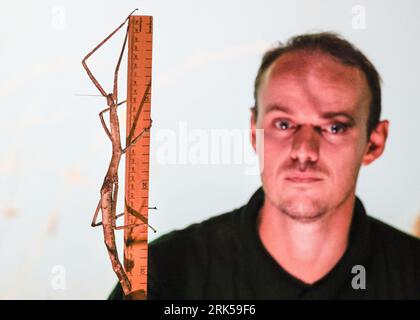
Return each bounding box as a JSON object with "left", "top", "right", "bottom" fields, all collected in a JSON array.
[
  {"left": 111, "top": 178, "right": 119, "bottom": 228},
  {"left": 99, "top": 107, "right": 112, "bottom": 141},
  {"left": 114, "top": 223, "right": 144, "bottom": 230},
  {"left": 91, "top": 199, "right": 102, "bottom": 227},
  {"left": 113, "top": 24, "right": 129, "bottom": 103},
  {"left": 91, "top": 212, "right": 125, "bottom": 228},
  {"left": 99, "top": 100, "right": 128, "bottom": 142},
  {"left": 121, "top": 119, "right": 153, "bottom": 154},
  {"left": 82, "top": 9, "right": 138, "bottom": 97},
  {"left": 82, "top": 12, "right": 134, "bottom": 97},
  {"left": 104, "top": 234, "right": 132, "bottom": 295}
]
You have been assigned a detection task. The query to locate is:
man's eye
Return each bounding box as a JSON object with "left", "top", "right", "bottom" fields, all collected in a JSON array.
[
  {"left": 328, "top": 122, "right": 348, "bottom": 134},
  {"left": 274, "top": 120, "right": 293, "bottom": 130}
]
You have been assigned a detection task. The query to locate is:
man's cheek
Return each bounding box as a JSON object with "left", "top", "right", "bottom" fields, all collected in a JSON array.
[
  {"left": 262, "top": 145, "right": 282, "bottom": 169},
  {"left": 330, "top": 156, "right": 359, "bottom": 186}
]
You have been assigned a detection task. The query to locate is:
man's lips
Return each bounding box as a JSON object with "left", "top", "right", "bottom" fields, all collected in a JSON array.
[{"left": 285, "top": 175, "right": 323, "bottom": 183}]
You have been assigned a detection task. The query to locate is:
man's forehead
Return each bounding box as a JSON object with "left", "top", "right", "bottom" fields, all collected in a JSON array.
[
  {"left": 259, "top": 50, "right": 371, "bottom": 116},
  {"left": 265, "top": 50, "right": 363, "bottom": 83}
]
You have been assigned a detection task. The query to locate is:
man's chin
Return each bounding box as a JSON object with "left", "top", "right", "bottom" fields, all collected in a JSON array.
[
  {"left": 281, "top": 209, "right": 328, "bottom": 223},
  {"left": 276, "top": 196, "right": 329, "bottom": 224}
]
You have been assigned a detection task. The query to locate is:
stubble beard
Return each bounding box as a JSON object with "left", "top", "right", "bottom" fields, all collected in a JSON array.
[
  {"left": 278, "top": 196, "right": 329, "bottom": 224},
  {"left": 274, "top": 185, "right": 355, "bottom": 224}
]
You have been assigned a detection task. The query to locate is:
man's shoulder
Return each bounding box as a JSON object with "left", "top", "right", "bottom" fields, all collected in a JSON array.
[
  {"left": 108, "top": 209, "right": 241, "bottom": 300},
  {"left": 145, "top": 206, "right": 243, "bottom": 299},
  {"left": 149, "top": 206, "right": 241, "bottom": 251},
  {"left": 367, "top": 214, "right": 420, "bottom": 255}
]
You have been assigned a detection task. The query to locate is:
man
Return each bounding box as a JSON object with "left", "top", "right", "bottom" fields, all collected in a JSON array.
[{"left": 110, "top": 32, "right": 420, "bottom": 299}]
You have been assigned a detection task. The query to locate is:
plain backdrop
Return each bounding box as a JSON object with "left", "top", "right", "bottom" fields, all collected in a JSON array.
[{"left": 0, "top": 0, "right": 419, "bottom": 299}]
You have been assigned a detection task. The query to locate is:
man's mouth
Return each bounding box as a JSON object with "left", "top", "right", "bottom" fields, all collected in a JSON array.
[{"left": 285, "top": 175, "right": 323, "bottom": 183}]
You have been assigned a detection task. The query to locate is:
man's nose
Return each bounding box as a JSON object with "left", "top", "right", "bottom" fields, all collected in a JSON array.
[{"left": 290, "top": 124, "right": 320, "bottom": 164}]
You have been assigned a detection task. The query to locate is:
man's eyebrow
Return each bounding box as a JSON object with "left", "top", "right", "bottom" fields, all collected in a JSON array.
[
  {"left": 265, "top": 104, "right": 356, "bottom": 124},
  {"left": 265, "top": 104, "right": 293, "bottom": 114},
  {"left": 320, "top": 111, "right": 356, "bottom": 124}
]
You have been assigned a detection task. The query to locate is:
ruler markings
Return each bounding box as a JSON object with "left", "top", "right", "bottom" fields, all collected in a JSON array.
[{"left": 124, "top": 15, "right": 153, "bottom": 298}]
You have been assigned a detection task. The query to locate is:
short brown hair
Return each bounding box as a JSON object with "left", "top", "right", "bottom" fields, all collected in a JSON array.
[{"left": 252, "top": 32, "right": 382, "bottom": 137}]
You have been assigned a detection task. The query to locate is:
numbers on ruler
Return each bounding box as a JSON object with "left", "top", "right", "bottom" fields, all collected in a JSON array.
[
  {"left": 144, "top": 93, "right": 150, "bottom": 103},
  {"left": 133, "top": 16, "right": 152, "bottom": 34},
  {"left": 132, "top": 93, "right": 150, "bottom": 104},
  {"left": 147, "top": 17, "right": 152, "bottom": 34},
  {"left": 134, "top": 16, "right": 142, "bottom": 32},
  {"left": 125, "top": 15, "right": 153, "bottom": 283},
  {"left": 127, "top": 139, "right": 150, "bottom": 193},
  {"left": 128, "top": 180, "right": 149, "bottom": 191}
]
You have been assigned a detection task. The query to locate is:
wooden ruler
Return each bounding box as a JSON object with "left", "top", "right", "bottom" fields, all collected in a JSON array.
[{"left": 124, "top": 15, "right": 153, "bottom": 298}]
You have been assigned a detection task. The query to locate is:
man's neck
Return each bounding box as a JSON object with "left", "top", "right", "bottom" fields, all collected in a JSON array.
[{"left": 256, "top": 194, "right": 355, "bottom": 285}]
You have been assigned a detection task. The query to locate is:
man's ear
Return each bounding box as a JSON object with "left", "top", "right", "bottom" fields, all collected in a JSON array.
[
  {"left": 362, "top": 120, "right": 389, "bottom": 166},
  {"left": 250, "top": 106, "right": 257, "bottom": 152}
]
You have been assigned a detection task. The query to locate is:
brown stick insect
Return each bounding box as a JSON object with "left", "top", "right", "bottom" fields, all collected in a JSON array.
[{"left": 82, "top": 9, "right": 154, "bottom": 297}]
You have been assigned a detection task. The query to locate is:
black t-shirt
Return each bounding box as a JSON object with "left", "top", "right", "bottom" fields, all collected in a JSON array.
[{"left": 109, "top": 187, "right": 420, "bottom": 299}]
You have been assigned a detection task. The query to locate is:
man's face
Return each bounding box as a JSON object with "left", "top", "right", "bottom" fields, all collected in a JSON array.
[{"left": 251, "top": 50, "right": 383, "bottom": 222}]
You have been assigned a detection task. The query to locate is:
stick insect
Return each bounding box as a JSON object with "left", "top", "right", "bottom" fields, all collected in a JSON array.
[{"left": 82, "top": 9, "right": 154, "bottom": 297}]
